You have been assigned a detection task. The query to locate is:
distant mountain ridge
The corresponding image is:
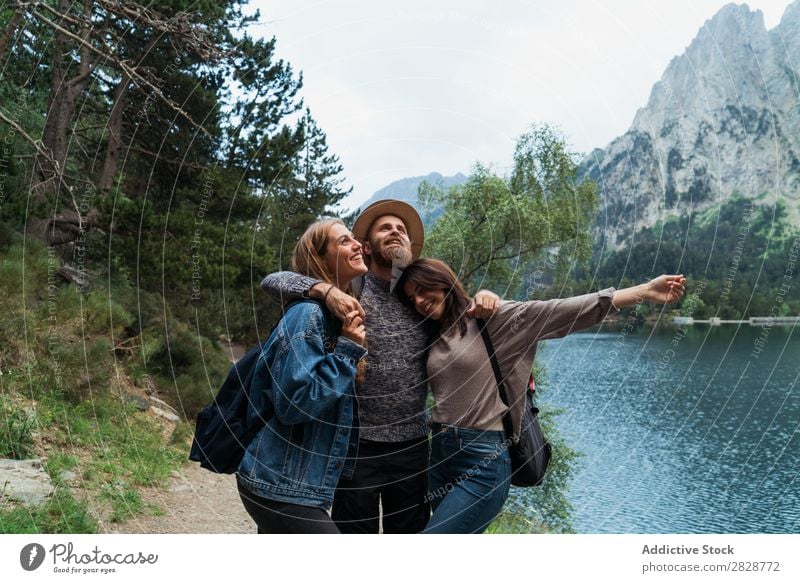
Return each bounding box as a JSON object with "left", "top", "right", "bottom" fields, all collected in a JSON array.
[
  {"left": 582, "top": 1, "right": 800, "bottom": 250},
  {"left": 357, "top": 172, "right": 467, "bottom": 212}
]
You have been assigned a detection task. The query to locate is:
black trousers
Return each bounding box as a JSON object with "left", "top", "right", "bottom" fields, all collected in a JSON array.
[
  {"left": 238, "top": 482, "right": 340, "bottom": 534},
  {"left": 332, "top": 437, "right": 430, "bottom": 534}
]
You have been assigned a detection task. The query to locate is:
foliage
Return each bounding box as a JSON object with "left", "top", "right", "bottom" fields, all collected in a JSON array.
[
  {"left": 0, "top": 239, "right": 221, "bottom": 528},
  {"left": 0, "top": 0, "right": 355, "bottom": 535},
  {"left": 0, "top": 0, "right": 350, "bottom": 345},
  {"left": 150, "top": 317, "right": 233, "bottom": 419},
  {"left": 0, "top": 0, "right": 352, "bottom": 436},
  {"left": 681, "top": 292, "right": 706, "bottom": 318},
  {"left": 0, "top": 1, "right": 357, "bottom": 531}
]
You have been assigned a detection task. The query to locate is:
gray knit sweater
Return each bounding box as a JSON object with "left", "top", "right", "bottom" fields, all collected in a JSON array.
[{"left": 260, "top": 271, "right": 431, "bottom": 442}]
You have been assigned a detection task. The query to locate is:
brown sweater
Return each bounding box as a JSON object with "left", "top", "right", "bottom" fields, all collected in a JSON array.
[{"left": 426, "top": 290, "right": 617, "bottom": 439}]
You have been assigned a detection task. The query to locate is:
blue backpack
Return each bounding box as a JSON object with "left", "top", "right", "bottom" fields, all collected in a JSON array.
[{"left": 189, "top": 299, "right": 328, "bottom": 473}]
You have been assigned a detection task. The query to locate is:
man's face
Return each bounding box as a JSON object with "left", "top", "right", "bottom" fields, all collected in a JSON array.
[{"left": 363, "top": 214, "right": 413, "bottom": 267}]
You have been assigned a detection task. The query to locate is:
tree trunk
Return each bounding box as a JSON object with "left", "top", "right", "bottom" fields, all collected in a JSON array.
[
  {"left": 30, "top": 0, "right": 95, "bottom": 246},
  {"left": 98, "top": 75, "right": 130, "bottom": 197},
  {"left": 98, "top": 30, "right": 161, "bottom": 197},
  {"left": 0, "top": 10, "right": 21, "bottom": 62},
  {"left": 32, "top": 0, "right": 70, "bottom": 198}
]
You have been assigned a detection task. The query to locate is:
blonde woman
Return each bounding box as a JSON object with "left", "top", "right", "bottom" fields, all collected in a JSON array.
[{"left": 237, "top": 219, "right": 368, "bottom": 533}]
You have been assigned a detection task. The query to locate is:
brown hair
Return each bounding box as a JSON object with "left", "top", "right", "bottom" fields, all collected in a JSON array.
[{"left": 397, "top": 258, "right": 472, "bottom": 336}]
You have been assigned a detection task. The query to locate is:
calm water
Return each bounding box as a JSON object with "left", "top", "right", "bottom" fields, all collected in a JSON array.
[{"left": 539, "top": 323, "right": 800, "bottom": 533}]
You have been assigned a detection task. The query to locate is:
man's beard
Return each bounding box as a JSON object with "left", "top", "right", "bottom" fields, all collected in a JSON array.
[{"left": 372, "top": 242, "right": 412, "bottom": 268}]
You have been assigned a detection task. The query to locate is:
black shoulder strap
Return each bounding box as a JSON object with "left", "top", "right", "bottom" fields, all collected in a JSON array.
[{"left": 476, "top": 318, "right": 515, "bottom": 441}]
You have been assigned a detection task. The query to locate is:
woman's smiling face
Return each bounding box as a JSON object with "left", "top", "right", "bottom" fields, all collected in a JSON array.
[
  {"left": 403, "top": 280, "right": 447, "bottom": 320},
  {"left": 324, "top": 223, "right": 367, "bottom": 284}
]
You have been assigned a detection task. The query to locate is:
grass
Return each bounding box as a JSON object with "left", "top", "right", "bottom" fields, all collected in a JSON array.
[
  {"left": 43, "top": 452, "right": 79, "bottom": 485},
  {"left": 0, "top": 489, "right": 98, "bottom": 534},
  {"left": 43, "top": 394, "right": 188, "bottom": 523},
  {"left": 0, "top": 389, "right": 189, "bottom": 532},
  {"left": 0, "top": 395, "right": 36, "bottom": 459}
]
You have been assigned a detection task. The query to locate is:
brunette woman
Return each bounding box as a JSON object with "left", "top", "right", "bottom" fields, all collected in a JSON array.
[{"left": 397, "top": 259, "right": 686, "bottom": 533}]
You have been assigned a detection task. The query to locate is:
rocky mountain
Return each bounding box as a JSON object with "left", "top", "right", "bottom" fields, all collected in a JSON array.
[{"left": 583, "top": 1, "right": 800, "bottom": 250}]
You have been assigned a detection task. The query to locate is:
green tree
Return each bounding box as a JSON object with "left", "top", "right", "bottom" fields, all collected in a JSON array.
[
  {"left": 420, "top": 123, "right": 598, "bottom": 299},
  {"left": 681, "top": 292, "right": 707, "bottom": 319},
  {"left": 255, "top": 110, "right": 353, "bottom": 265}
]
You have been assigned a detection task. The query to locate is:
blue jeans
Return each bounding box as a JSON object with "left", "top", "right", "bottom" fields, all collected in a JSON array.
[{"left": 423, "top": 424, "right": 512, "bottom": 534}]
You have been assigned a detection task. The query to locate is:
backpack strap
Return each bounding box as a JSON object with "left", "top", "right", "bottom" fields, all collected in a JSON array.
[{"left": 476, "top": 318, "right": 515, "bottom": 442}]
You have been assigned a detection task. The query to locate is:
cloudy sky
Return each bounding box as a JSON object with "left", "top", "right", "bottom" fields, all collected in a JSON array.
[{"left": 251, "top": 0, "right": 793, "bottom": 211}]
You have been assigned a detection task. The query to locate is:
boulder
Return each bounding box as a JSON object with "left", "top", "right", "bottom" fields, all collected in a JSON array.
[{"left": 0, "top": 459, "right": 55, "bottom": 506}]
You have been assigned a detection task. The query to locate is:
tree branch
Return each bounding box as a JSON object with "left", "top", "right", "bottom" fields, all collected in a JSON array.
[
  {"left": 0, "top": 106, "right": 101, "bottom": 199},
  {"left": 462, "top": 234, "right": 516, "bottom": 282},
  {"left": 0, "top": 108, "right": 41, "bottom": 151},
  {"left": 28, "top": 5, "right": 214, "bottom": 139}
]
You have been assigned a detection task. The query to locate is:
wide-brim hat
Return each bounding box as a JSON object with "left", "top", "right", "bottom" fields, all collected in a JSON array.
[{"left": 352, "top": 199, "right": 424, "bottom": 260}]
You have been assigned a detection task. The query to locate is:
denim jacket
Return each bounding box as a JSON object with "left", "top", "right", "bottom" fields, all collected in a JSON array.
[{"left": 237, "top": 301, "right": 366, "bottom": 509}]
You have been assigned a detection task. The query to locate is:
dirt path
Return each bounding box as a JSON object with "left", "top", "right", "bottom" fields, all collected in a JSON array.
[
  {"left": 104, "top": 341, "right": 254, "bottom": 534},
  {"left": 104, "top": 462, "right": 254, "bottom": 534}
]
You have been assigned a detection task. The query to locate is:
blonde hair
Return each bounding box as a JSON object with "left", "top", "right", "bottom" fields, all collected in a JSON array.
[
  {"left": 290, "top": 218, "right": 366, "bottom": 381},
  {"left": 290, "top": 218, "right": 344, "bottom": 284}
]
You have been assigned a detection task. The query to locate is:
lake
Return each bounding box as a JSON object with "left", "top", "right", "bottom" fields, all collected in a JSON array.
[{"left": 538, "top": 322, "right": 800, "bottom": 533}]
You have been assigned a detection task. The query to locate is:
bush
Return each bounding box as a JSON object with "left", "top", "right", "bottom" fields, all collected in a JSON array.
[
  {"left": 155, "top": 323, "right": 232, "bottom": 419},
  {"left": 487, "top": 359, "right": 581, "bottom": 534},
  {"left": 0, "top": 235, "right": 246, "bottom": 531}
]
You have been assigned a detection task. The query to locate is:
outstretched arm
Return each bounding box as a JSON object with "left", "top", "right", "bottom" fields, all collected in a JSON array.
[
  {"left": 488, "top": 275, "right": 687, "bottom": 350},
  {"left": 612, "top": 275, "right": 686, "bottom": 308}
]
